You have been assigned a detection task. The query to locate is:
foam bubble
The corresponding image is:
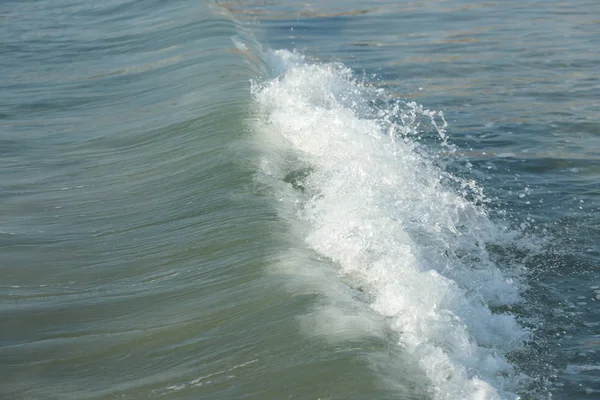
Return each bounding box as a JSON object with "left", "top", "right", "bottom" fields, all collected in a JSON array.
[{"left": 253, "top": 50, "right": 531, "bottom": 399}]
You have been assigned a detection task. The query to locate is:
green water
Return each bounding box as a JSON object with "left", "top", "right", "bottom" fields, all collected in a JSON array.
[{"left": 2, "top": 1, "right": 600, "bottom": 399}]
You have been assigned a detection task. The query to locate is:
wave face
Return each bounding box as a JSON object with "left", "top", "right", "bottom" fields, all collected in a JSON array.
[{"left": 253, "top": 50, "right": 532, "bottom": 400}]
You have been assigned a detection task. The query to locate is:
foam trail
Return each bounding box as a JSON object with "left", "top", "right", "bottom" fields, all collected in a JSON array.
[{"left": 254, "top": 50, "right": 531, "bottom": 400}]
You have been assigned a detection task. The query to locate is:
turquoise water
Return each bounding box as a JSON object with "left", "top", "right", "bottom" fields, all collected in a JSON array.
[{"left": 1, "top": 0, "right": 599, "bottom": 399}]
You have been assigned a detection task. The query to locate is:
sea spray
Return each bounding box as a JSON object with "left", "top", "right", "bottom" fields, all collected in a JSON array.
[{"left": 253, "top": 50, "right": 531, "bottom": 400}]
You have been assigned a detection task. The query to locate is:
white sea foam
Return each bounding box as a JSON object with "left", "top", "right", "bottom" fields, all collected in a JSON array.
[{"left": 253, "top": 50, "right": 531, "bottom": 400}]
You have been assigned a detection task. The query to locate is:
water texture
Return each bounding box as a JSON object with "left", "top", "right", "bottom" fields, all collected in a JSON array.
[{"left": 1, "top": 0, "right": 599, "bottom": 399}]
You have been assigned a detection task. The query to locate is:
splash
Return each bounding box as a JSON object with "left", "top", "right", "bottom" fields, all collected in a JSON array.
[{"left": 253, "top": 50, "right": 531, "bottom": 400}]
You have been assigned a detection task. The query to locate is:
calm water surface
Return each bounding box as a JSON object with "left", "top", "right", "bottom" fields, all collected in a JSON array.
[{"left": 1, "top": 0, "right": 599, "bottom": 399}]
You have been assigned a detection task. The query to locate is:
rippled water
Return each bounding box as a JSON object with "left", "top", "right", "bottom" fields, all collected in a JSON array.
[{"left": 1, "top": 0, "right": 599, "bottom": 399}]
